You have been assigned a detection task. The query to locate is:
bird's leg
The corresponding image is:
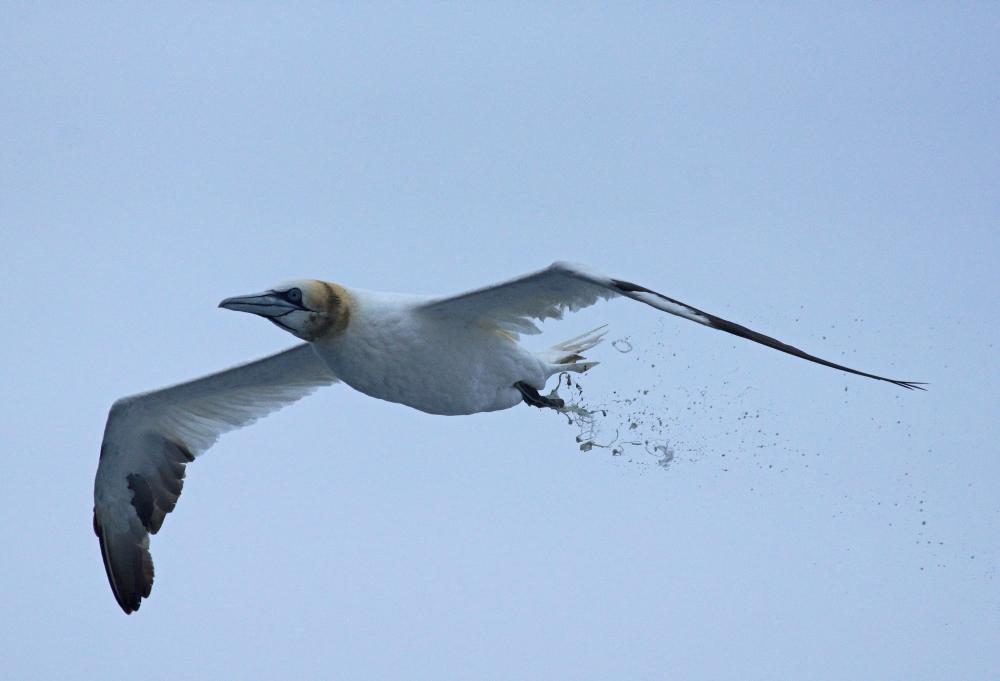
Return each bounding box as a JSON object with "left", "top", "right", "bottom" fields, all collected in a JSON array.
[{"left": 514, "top": 381, "right": 565, "bottom": 410}]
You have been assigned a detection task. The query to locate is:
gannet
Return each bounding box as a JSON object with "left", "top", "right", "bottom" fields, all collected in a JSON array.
[{"left": 93, "top": 261, "right": 922, "bottom": 613}]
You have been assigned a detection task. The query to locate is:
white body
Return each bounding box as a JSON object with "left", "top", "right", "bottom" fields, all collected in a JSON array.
[{"left": 314, "top": 290, "right": 551, "bottom": 415}]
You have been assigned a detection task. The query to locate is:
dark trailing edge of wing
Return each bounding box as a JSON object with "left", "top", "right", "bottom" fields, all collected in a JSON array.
[{"left": 610, "top": 279, "right": 926, "bottom": 391}]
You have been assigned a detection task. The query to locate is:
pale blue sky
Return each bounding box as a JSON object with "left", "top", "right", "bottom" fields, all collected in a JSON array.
[{"left": 1, "top": 4, "right": 998, "bottom": 680}]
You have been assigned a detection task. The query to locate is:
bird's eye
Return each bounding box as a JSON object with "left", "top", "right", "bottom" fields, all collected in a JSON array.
[{"left": 285, "top": 288, "right": 302, "bottom": 304}]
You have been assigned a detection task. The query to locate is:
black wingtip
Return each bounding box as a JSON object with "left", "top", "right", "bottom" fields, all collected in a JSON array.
[
  {"left": 891, "top": 380, "right": 928, "bottom": 391},
  {"left": 96, "top": 519, "right": 134, "bottom": 614},
  {"left": 609, "top": 277, "right": 928, "bottom": 394},
  {"left": 94, "top": 510, "right": 152, "bottom": 615}
]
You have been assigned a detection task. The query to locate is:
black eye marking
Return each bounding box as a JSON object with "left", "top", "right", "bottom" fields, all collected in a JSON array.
[{"left": 284, "top": 288, "right": 303, "bottom": 304}]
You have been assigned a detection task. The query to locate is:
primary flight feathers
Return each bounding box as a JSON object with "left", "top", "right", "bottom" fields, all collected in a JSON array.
[{"left": 94, "top": 261, "right": 923, "bottom": 613}]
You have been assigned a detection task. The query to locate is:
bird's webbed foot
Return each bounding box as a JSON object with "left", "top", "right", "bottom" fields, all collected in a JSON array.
[{"left": 514, "top": 381, "right": 565, "bottom": 410}]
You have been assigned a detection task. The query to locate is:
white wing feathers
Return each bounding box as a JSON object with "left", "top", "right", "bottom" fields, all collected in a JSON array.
[
  {"left": 418, "top": 261, "right": 924, "bottom": 390},
  {"left": 113, "top": 342, "right": 339, "bottom": 457},
  {"left": 93, "top": 342, "right": 338, "bottom": 614},
  {"left": 419, "top": 262, "right": 620, "bottom": 337}
]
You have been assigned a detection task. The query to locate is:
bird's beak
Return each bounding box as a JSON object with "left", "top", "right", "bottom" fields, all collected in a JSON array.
[{"left": 219, "top": 292, "right": 299, "bottom": 318}]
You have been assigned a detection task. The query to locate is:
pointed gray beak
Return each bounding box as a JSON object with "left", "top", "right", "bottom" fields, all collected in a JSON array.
[{"left": 219, "top": 292, "right": 299, "bottom": 318}]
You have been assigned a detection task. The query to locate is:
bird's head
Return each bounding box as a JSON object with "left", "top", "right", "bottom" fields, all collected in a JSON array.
[{"left": 219, "top": 279, "right": 351, "bottom": 342}]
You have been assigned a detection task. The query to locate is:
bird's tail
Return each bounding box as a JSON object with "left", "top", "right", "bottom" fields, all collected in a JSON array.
[{"left": 535, "top": 325, "right": 607, "bottom": 373}]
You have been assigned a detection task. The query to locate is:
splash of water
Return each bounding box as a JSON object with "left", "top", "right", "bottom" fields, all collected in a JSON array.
[
  {"left": 543, "top": 330, "right": 778, "bottom": 471},
  {"left": 546, "top": 371, "right": 676, "bottom": 468}
]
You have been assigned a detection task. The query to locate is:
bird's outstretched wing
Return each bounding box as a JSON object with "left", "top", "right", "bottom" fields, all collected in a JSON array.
[
  {"left": 418, "top": 261, "right": 924, "bottom": 390},
  {"left": 93, "top": 343, "right": 338, "bottom": 614}
]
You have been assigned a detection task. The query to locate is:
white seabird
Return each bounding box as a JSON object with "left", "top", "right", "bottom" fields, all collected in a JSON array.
[{"left": 93, "top": 261, "right": 923, "bottom": 613}]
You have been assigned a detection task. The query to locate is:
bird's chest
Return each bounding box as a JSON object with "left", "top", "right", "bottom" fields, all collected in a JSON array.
[{"left": 313, "top": 314, "right": 530, "bottom": 415}]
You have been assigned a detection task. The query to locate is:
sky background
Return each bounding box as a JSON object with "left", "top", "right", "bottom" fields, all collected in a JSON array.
[{"left": 1, "top": 4, "right": 998, "bottom": 680}]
